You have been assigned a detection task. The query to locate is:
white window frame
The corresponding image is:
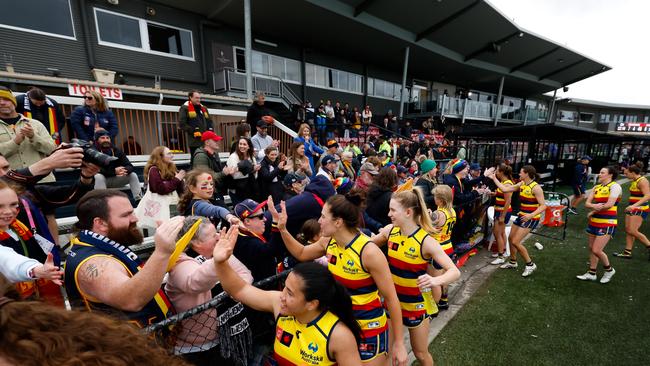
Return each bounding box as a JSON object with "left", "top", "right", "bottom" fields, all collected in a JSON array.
[
  {"left": 0, "top": 0, "right": 76, "bottom": 40},
  {"left": 94, "top": 8, "right": 195, "bottom": 61},
  {"left": 304, "top": 63, "right": 363, "bottom": 95},
  {"left": 233, "top": 46, "right": 302, "bottom": 84}
]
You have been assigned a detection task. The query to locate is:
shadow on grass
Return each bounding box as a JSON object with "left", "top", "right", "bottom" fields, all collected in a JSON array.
[{"left": 425, "top": 181, "right": 650, "bottom": 366}]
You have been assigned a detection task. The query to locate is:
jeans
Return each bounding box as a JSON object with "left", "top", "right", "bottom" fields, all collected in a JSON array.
[{"left": 94, "top": 172, "right": 142, "bottom": 199}]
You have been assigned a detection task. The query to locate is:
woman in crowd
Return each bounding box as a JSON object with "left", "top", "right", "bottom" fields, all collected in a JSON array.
[
  {"left": 487, "top": 165, "right": 545, "bottom": 277},
  {"left": 286, "top": 141, "right": 313, "bottom": 178},
  {"left": 614, "top": 162, "right": 650, "bottom": 259},
  {"left": 490, "top": 164, "right": 514, "bottom": 265},
  {"left": 214, "top": 253, "right": 362, "bottom": 365},
  {"left": 576, "top": 166, "right": 621, "bottom": 283},
  {"left": 70, "top": 90, "right": 118, "bottom": 142},
  {"left": 166, "top": 220, "right": 251, "bottom": 365},
  {"left": 0, "top": 181, "right": 64, "bottom": 301},
  {"left": 370, "top": 188, "right": 460, "bottom": 366},
  {"left": 294, "top": 123, "right": 324, "bottom": 175},
  {"left": 429, "top": 185, "right": 458, "bottom": 311},
  {"left": 230, "top": 122, "right": 251, "bottom": 153},
  {"left": 143, "top": 146, "right": 185, "bottom": 217},
  {"left": 366, "top": 168, "right": 399, "bottom": 228},
  {"left": 270, "top": 194, "right": 408, "bottom": 366},
  {"left": 178, "top": 169, "right": 240, "bottom": 227},
  {"left": 258, "top": 146, "right": 288, "bottom": 202},
  {"left": 339, "top": 151, "right": 357, "bottom": 180},
  {"left": 227, "top": 137, "right": 260, "bottom": 204},
  {"left": 414, "top": 159, "right": 438, "bottom": 209}
]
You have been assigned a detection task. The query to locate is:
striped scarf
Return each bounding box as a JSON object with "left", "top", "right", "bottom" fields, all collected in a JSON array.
[
  {"left": 23, "top": 97, "right": 59, "bottom": 143},
  {"left": 184, "top": 101, "right": 208, "bottom": 119}
]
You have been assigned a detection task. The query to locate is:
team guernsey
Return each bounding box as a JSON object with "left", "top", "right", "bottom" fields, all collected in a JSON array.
[
  {"left": 629, "top": 177, "right": 649, "bottom": 217},
  {"left": 495, "top": 179, "right": 514, "bottom": 213},
  {"left": 387, "top": 226, "right": 438, "bottom": 327},
  {"left": 518, "top": 181, "right": 541, "bottom": 220},
  {"left": 431, "top": 207, "right": 457, "bottom": 256},
  {"left": 588, "top": 181, "right": 620, "bottom": 235},
  {"left": 272, "top": 310, "right": 338, "bottom": 366},
  {"left": 326, "top": 233, "right": 388, "bottom": 357},
  {"left": 64, "top": 232, "right": 172, "bottom": 328}
]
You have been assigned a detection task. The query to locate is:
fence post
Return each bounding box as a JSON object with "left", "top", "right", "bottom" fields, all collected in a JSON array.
[{"left": 156, "top": 93, "right": 164, "bottom": 147}]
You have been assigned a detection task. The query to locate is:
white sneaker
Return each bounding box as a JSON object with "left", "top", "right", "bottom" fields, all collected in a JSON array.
[
  {"left": 491, "top": 252, "right": 499, "bottom": 258},
  {"left": 600, "top": 268, "right": 616, "bottom": 284},
  {"left": 491, "top": 257, "right": 506, "bottom": 265},
  {"left": 522, "top": 263, "right": 537, "bottom": 277},
  {"left": 576, "top": 272, "right": 597, "bottom": 281},
  {"left": 500, "top": 261, "right": 518, "bottom": 269}
]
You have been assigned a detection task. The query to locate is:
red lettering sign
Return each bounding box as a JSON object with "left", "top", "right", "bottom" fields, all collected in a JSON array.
[{"left": 68, "top": 84, "right": 123, "bottom": 100}]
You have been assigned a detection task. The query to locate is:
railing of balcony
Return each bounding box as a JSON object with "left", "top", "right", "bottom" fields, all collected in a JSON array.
[{"left": 213, "top": 68, "right": 302, "bottom": 109}]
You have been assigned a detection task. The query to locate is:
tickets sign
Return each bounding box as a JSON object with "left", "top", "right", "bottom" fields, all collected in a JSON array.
[{"left": 68, "top": 84, "right": 123, "bottom": 100}]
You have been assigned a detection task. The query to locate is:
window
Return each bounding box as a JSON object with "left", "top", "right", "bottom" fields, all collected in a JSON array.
[
  {"left": 234, "top": 48, "right": 302, "bottom": 84},
  {"left": 367, "top": 78, "right": 405, "bottom": 100},
  {"left": 0, "top": 0, "right": 75, "bottom": 39},
  {"left": 579, "top": 113, "right": 594, "bottom": 123},
  {"left": 624, "top": 114, "right": 638, "bottom": 122},
  {"left": 558, "top": 110, "right": 576, "bottom": 122},
  {"left": 305, "top": 63, "right": 363, "bottom": 93},
  {"left": 94, "top": 8, "right": 194, "bottom": 60}
]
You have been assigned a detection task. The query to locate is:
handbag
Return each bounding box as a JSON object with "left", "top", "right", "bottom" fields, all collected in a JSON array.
[{"left": 134, "top": 169, "right": 178, "bottom": 228}]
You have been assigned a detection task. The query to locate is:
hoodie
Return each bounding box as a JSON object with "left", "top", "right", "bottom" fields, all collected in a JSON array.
[{"left": 263, "top": 175, "right": 335, "bottom": 237}]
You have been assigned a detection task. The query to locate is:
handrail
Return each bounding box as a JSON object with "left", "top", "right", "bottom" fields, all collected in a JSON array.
[{"left": 214, "top": 68, "right": 302, "bottom": 110}]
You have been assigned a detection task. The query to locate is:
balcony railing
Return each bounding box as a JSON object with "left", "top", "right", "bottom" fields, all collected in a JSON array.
[{"left": 213, "top": 68, "right": 302, "bottom": 109}]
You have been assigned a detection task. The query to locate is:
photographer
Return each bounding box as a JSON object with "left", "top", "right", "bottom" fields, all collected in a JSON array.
[
  {"left": 1, "top": 146, "right": 99, "bottom": 248},
  {"left": 92, "top": 129, "right": 142, "bottom": 200}
]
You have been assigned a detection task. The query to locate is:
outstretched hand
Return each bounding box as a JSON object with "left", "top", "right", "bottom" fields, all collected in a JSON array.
[
  {"left": 154, "top": 216, "right": 185, "bottom": 255},
  {"left": 213, "top": 225, "right": 239, "bottom": 263},
  {"left": 33, "top": 253, "right": 64, "bottom": 285}
]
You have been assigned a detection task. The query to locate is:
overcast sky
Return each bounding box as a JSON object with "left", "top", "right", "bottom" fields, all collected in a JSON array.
[{"left": 489, "top": 0, "right": 648, "bottom": 106}]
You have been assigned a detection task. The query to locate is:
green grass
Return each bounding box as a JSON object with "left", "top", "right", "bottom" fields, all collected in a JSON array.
[{"left": 427, "top": 180, "right": 650, "bottom": 366}]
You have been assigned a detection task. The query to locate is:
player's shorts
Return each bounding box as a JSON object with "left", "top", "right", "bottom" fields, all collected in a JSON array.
[
  {"left": 358, "top": 328, "right": 388, "bottom": 361},
  {"left": 494, "top": 210, "right": 512, "bottom": 224},
  {"left": 513, "top": 216, "right": 539, "bottom": 230},
  {"left": 626, "top": 209, "right": 649, "bottom": 219},
  {"left": 586, "top": 225, "right": 616, "bottom": 237},
  {"left": 402, "top": 312, "right": 437, "bottom": 328}
]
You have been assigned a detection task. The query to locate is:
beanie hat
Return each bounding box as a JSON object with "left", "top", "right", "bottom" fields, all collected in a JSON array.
[
  {"left": 333, "top": 177, "right": 353, "bottom": 195},
  {"left": 420, "top": 159, "right": 437, "bottom": 174},
  {"left": 0, "top": 89, "right": 16, "bottom": 107},
  {"left": 450, "top": 158, "right": 469, "bottom": 174},
  {"left": 94, "top": 129, "right": 111, "bottom": 140}
]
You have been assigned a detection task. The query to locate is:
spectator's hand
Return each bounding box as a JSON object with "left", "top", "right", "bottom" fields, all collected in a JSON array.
[
  {"left": 272, "top": 139, "right": 280, "bottom": 147},
  {"left": 213, "top": 226, "right": 238, "bottom": 263},
  {"left": 80, "top": 162, "right": 100, "bottom": 178},
  {"left": 175, "top": 170, "right": 186, "bottom": 180},
  {"left": 33, "top": 253, "right": 64, "bottom": 286},
  {"left": 115, "top": 167, "right": 127, "bottom": 176},
  {"left": 48, "top": 146, "right": 85, "bottom": 169},
  {"left": 154, "top": 216, "right": 185, "bottom": 256},
  {"left": 223, "top": 166, "right": 237, "bottom": 175},
  {"left": 21, "top": 123, "right": 35, "bottom": 139},
  {"left": 226, "top": 214, "right": 240, "bottom": 226},
  {"left": 254, "top": 164, "right": 261, "bottom": 172},
  {"left": 417, "top": 274, "right": 442, "bottom": 290},
  {"left": 276, "top": 200, "right": 288, "bottom": 231},
  {"left": 14, "top": 129, "right": 25, "bottom": 144},
  {"left": 484, "top": 167, "right": 496, "bottom": 177},
  {"left": 278, "top": 160, "right": 287, "bottom": 170}
]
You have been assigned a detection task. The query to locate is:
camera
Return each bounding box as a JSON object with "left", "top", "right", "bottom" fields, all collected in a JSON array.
[{"left": 60, "top": 139, "right": 118, "bottom": 167}]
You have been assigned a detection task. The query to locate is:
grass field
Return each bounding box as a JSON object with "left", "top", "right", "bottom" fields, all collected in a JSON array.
[{"left": 427, "top": 180, "right": 650, "bottom": 366}]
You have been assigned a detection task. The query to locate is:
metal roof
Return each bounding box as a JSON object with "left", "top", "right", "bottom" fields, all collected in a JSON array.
[{"left": 151, "top": 0, "right": 610, "bottom": 97}]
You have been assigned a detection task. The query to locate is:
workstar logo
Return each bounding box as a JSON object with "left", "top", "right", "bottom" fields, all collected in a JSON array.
[{"left": 300, "top": 348, "right": 324, "bottom": 364}]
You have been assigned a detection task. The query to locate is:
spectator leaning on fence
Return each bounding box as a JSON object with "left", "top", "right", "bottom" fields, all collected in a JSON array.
[
  {"left": 70, "top": 90, "right": 118, "bottom": 143},
  {"left": 64, "top": 190, "right": 184, "bottom": 328},
  {"left": 0, "top": 86, "right": 57, "bottom": 183},
  {"left": 165, "top": 217, "right": 252, "bottom": 365},
  {"left": 179, "top": 90, "right": 211, "bottom": 159}
]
